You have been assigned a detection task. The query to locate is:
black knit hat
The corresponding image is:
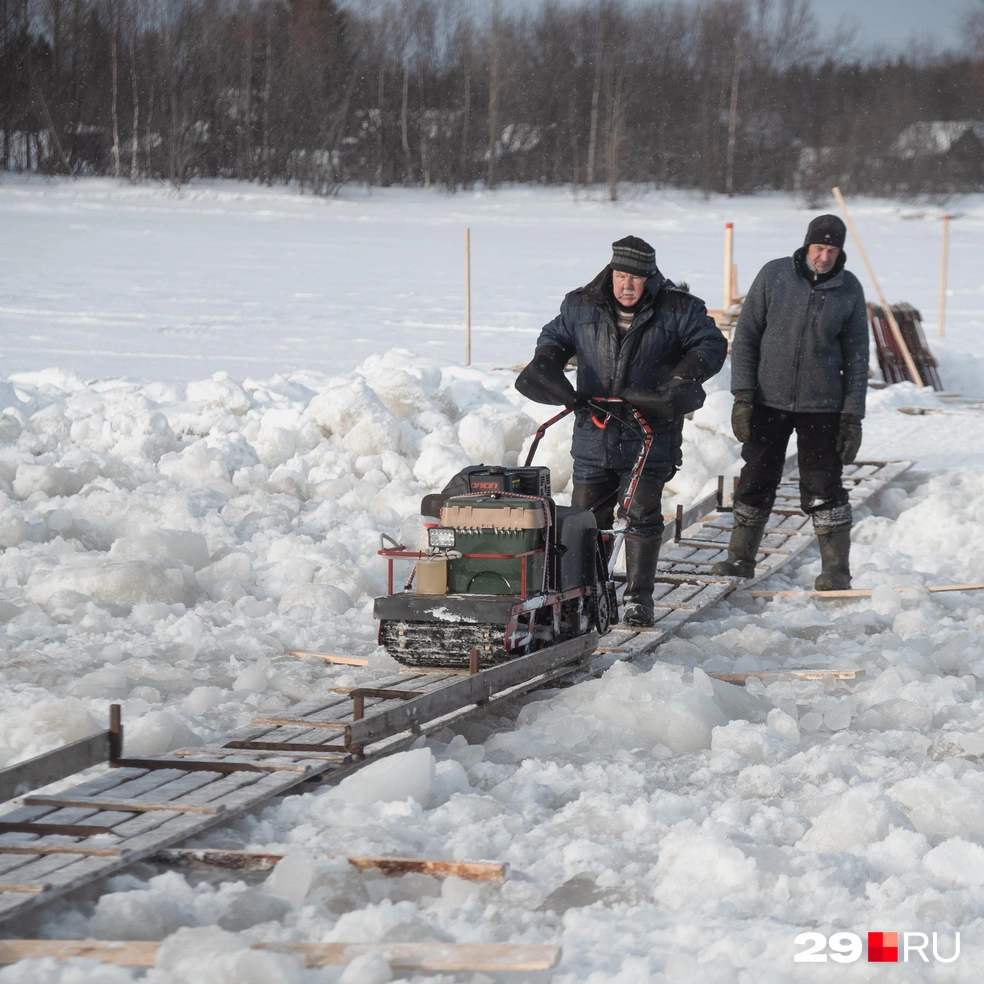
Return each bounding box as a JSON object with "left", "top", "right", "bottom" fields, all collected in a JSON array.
[
  {"left": 611, "top": 236, "right": 657, "bottom": 277},
  {"left": 804, "top": 214, "right": 846, "bottom": 250}
]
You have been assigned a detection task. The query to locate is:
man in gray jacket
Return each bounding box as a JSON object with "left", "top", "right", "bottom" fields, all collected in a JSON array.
[{"left": 711, "top": 214, "right": 868, "bottom": 590}]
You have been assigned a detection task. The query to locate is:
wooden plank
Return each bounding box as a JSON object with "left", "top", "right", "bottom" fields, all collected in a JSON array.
[
  {"left": 347, "top": 633, "right": 597, "bottom": 749},
  {"left": 0, "top": 940, "right": 561, "bottom": 972},
  {"left": 708, "top": 669, "right": 865, "bottom": 684},
  {"left": 150, "top": 848, "right": 507, "bottom": 882},
  {"left": 22, "top": 796, "right": 224, "bottom": 816},
  {"left": 223, "top": 740, "right": 349, "bottom": 753},
  {"left": 171, "top": 747, "right": 349, "bottom": 763},
  {"left": 250, "top": 717, "right": 351, "bottom": 731},
  {"left": 746, "top": 583, "right": 984, "bottom": 599},
  {"left": 345, "top": 856, "right": 507, "bottom": 882},
  {"left": 0, "top": 822, "right": 115, "bottom": 837},
  {"left": 0, "top": 884, "right": 48, "bottom": 894},
  {"left": 0, "top": 732, "right": 111, "bottom": 805},
  {"left": 348, "top": 688, "right": 425, "bottom": 700},
  {"left": 285, "top": 650, "right": 369, "bottom": 666},
  {"left": 0, "top": 845, "right": 123, "bottom": 858},
  {"left": 112, "top": 756, "right": 310, "bottom": 774}
]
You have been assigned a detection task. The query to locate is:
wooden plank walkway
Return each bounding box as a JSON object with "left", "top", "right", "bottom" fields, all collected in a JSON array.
[
  {"left": 0, "top": 459, "right": 909, "bottom": 930},
  {"left": 595, "top": 459, "right": 911, "bottom": 663}
]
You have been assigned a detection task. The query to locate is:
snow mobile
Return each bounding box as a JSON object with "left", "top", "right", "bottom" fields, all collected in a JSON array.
[{"left": 373, "top": 398, "right": 652, "bottom": 669}]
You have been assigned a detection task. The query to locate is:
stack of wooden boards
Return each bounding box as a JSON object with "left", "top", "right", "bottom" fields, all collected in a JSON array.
[{"left": 869, "top": 302, "right": 943, "bottom": 390}]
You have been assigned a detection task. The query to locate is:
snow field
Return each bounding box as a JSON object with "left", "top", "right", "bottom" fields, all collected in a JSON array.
[{"left": 0, "top": 180, "right": 983, "bottom": 980}]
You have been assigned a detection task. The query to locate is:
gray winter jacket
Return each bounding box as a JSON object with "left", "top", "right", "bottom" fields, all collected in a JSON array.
[{"left": 730, "top": 248, "right": 869, "bottom": 417}]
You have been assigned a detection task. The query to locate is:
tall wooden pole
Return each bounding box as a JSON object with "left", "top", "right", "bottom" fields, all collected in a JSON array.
[
  {"left": 464, "top": 228, "right": 472, "bottom": 366},
  {"left": 831, "top": 186, "right": 925, "bottom": 387},
  {"left": 938, "top": 213, "right": 950, "bottom": 339},
  {"left": 723, "top": 222, "right": 734, "bottom": 308}
]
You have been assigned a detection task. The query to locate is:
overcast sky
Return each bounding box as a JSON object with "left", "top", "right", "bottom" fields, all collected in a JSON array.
[{"left": 495, "top": 0, "right": 978, "bottom": 55}]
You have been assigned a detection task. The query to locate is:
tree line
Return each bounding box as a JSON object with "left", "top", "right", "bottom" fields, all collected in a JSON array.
[{"left": 2, "top": 0, "right": 984, "bottom": 199}]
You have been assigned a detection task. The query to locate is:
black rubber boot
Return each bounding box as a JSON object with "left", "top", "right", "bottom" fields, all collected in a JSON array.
[
  {"left": 710, "top": 501, "right": 771, "bottom": 578},
  {"left": 815, "top": 527, "right": 852, "bottom": 590},
  {"left": 812, "top": 504, "right": 852, "bottom": 591},
  {"left": 621, "top": 537, "right": 659, "bottom": 627}
]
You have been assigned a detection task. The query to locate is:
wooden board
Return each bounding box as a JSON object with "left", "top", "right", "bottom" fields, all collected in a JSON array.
[
  {"left": 0, "top": 939, "right": 562, "bottom": 972},
  {"left": 746, "top": 583, "right": 984, "bottom": 599},
  {"left": 150, "top": 848, "right": 507, "bottom": 882},
  {"left": 0, "top": 732, "right": 111, "bottom": 803},
  {"left": 285, "top": 650, "right": 369, "bottom": 666},
  {"left": 709, "top": 669, "right": 865, "bottom": 684},
  {"left": 22, "top": 795, "right": 224, "bottom": 816}
]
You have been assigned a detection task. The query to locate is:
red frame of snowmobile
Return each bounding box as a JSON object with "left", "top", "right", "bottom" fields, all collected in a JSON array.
[{"left": 377, "top": 397, "right": 653, "bottom": 653}]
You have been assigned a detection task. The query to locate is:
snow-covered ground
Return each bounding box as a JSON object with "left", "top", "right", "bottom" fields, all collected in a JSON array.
[{"left": 1, "top": 179, "right": 983, "bottom": 982}]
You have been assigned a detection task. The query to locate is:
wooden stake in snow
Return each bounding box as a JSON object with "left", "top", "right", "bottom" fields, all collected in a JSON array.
[
  {"left": 831, "top": 186, "right": 924, "bottom": 387},
  {"left": 0, "top": 940, "right": 560, "bottom": 972},
  {"left": 939, "top": 213, "right": 950, "bottom": 338},
  {"left": 464, "top": 227, "right": 472, "bottom": 366},
  {"left": 723, "top": 222, "right": 734, "bottom": 308}
]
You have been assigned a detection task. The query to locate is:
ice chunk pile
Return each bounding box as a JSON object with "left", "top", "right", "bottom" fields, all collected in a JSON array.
[
  {"left": 0, "top": 349, "right": 738, "bottom": 767},
  {"left": 4, "top": 337, "right": 984, "bottom": 976}
]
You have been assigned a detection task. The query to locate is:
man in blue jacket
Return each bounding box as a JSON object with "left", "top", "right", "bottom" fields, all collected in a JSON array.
[
  {"left": 516, "top": 236, "right": 727, "bottom": 626},
  {"left": 711, "top": 215, "right": 869, "bottom": 590}
]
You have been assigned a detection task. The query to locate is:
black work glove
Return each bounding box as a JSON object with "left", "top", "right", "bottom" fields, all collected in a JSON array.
[
  {"left": 731, "top": 391, "right": 754, "bottom": 444},
  {"left": 515, "top": 346, "right": 577, "bottom": 407},
  {"left": 621, "top": 378, "right": 705, "bottom": 419},
  {"left": 837, "top": 413, "right": 863, "bottom": 464},
  {"left": 668, "top": 351, "right": 712, "bottom": 383}
]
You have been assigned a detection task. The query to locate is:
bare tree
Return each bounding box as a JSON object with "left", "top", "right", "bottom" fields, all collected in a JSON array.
[{"left": 485, "top": 0, "right": 501, "bottom": 189}]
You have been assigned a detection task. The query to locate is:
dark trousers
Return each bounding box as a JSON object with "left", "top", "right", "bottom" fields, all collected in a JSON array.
[
  {"left": 735, "top": 405, "right": 849, "bottom": 515},
  {"left": 571, "top": 471, "right": 669, "bottom": 541}
]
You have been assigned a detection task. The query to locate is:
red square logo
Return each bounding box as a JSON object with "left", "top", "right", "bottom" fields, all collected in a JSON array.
[{"left": 868, "top": 932, "right": 899, "bottom": 962}]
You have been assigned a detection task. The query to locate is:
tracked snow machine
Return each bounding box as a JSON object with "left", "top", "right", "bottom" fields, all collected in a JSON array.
[{"left": 374, "top": 399, "right": 652, "bottom": 669}]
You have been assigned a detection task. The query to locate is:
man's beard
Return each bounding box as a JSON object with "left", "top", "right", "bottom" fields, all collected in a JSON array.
[{"left": 806, "top": 256, "right": 831, "bottom": 275}]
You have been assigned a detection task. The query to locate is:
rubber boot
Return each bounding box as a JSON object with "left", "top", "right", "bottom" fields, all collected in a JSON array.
[
  {"left": 814, "top": 527, "right": 852, "bottom": 590},
  {"left": 621, "top": 536, "right": 659, "bottom": 627},
  {"left": 710, "top": 501, "right": 771, "bottom": 578},
  {"left": 812, "top": 504, "right": 852, "bottom": 591}
]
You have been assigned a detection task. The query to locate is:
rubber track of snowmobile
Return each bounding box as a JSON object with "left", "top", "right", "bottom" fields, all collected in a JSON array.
[{"left": 0, "top": 459, "right": 909, "bottom": 926}]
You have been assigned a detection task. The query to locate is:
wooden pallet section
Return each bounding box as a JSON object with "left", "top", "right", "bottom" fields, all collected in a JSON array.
[
  {"left": 0, "top": 634, "right": 596, "bottom": 925},
  {"left": 595, "top": 459, "right": 911, "bottom": 662},
  {"left": 0, "top": 459, "right": 909, "bottom": 931}
]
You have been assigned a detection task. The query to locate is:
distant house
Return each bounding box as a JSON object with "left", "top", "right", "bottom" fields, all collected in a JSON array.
[
  {"left": 887, "top": 121, "right": 984, "bottom": 190},
  {"left": 889, "top": 121, "right": 984, "bottom": 159}
]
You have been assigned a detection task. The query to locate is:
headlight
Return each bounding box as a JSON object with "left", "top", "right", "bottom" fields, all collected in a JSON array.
[{"left": 427, "top": 527, "right": 456, "bottom": 549}]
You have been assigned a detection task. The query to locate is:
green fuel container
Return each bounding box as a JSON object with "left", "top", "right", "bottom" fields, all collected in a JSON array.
[{"left": 440, "top": 495, "right": 547, "bottom": 597}]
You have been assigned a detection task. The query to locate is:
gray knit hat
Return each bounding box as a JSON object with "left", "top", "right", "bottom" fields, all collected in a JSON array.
[{"left": 611, "top": 235, "right": 657, "bottom": 277}]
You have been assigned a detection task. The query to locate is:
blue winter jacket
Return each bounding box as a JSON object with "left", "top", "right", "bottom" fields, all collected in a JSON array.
[{"left": 535, "top": 267, "right": 728, "bottom": 476}]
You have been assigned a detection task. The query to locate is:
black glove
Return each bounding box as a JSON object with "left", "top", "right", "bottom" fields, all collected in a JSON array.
[
  {"left": 837, "top": 413, "right": 863, "bottom": 464},
  {"left": 515, "top": 346, "right": 577, "bottom": 407},
  {"left": 621, "top": 378, "right": 705, "bottom": 419},
  {"left": 668, "top": 351, "right": 712, "bottom": 382},
  {"left": 731, "top": 391, "right": 754, "bottom": 444}
]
